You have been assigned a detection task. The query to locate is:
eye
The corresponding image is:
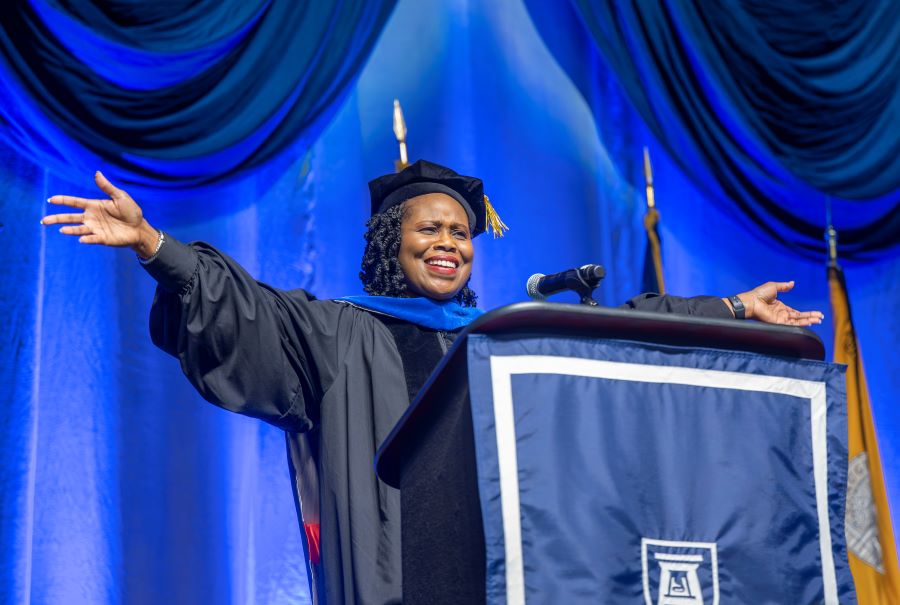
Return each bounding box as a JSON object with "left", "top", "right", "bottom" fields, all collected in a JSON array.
[
  {"left": 453, "top": 229, "right": 470, "bottom": 239},
  {"left": 418, "top": 226, "right": 437, "bottom": 234}
]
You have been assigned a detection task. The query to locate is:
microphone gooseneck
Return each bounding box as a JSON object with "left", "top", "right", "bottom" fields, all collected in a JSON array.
[{"left": 526, "top": 264, "right": 606, "bottom": 305}]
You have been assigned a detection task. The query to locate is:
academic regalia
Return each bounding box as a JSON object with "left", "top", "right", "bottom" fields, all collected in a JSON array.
[
  {"left": 144, "top": 234, "right": 478, "bottom": 604},
  {"left": 140, "top": 160, "right": 733, "bottom": 604}
]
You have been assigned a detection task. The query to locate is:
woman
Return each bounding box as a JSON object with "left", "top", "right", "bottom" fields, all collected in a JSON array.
[{"left": 42, "top": 160, "right": 822, "bottom": 604}]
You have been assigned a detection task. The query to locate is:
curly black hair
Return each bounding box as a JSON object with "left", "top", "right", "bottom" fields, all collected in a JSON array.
[{"left": 359, "top": 203, "right": 478, "bottom": 307}]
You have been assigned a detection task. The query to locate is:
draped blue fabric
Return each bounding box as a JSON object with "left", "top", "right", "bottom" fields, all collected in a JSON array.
[
  {"left": 0, "top": 0, "right": 397, "bottom": 193},
  {"left": 526, "top": 0, "right": 900, "bottom": 259},
  {"left": 2, "top": 1, "right": 900, "bottom": 603}
]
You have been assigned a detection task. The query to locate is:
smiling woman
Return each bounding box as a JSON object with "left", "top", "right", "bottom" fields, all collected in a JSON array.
[
  {"left": 38, "top": 159, "right": 499, "bottom": 605},
  {"left": 39, "top": 158, "right": 824, "bottom": 604},
  {"left": 359, "top": 159, "right": 487, "bottom": 307},
  {"left": 398, "top": 193, "right": 474, "bottom": 301}
]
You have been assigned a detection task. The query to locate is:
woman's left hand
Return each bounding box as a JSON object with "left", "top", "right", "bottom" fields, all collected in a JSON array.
[{"left": 727, "top": 281, "right": 824, "bottom": 326}]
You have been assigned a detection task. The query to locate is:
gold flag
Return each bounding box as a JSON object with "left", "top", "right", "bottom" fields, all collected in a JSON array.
[{"left": 829, "top": 264, "right": 900, "bottom": 603}]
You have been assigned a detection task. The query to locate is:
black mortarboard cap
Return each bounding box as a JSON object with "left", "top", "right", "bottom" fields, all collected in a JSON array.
[{"left": 368, "top": 159, "right": 507, "bottom": 238}]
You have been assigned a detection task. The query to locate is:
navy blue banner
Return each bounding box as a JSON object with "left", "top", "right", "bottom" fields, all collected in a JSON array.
[{"left": 467, "top": 335, "right": 855, "bottom": 604}]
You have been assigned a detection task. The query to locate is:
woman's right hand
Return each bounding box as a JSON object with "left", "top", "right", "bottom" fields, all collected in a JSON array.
[{"left": 42, "top": 171, "right": 160, "bottom": 258}]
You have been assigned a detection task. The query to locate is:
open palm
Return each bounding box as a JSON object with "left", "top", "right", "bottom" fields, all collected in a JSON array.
[
  {"left": 42, "top": 171, "right": 149, "bottom": 247},
  {"left": 739, "top": 281, "right": 823, "bottom": 327}
]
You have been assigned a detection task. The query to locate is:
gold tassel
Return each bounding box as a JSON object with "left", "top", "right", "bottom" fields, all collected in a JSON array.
[{"left": 483, "top": 194, "right": 509, "bottom": 238}]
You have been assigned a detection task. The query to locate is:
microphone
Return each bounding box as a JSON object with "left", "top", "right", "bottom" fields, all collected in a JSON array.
[{"left": 526, "top": 264, "right": 606, "bottom": 300}]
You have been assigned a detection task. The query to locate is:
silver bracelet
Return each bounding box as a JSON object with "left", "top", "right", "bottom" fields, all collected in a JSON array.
[{"left": 139, "top": 230, "right": 165, "bottom": 264}]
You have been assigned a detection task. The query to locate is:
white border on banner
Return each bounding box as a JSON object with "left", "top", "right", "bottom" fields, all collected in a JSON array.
[{"left": 488, "top": 355, "right": 834, "bottom": 605}]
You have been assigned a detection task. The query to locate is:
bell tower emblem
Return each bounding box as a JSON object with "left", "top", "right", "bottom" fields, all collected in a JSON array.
[{"left": 641, "top": 538, "right": 719, "bottom": 605}]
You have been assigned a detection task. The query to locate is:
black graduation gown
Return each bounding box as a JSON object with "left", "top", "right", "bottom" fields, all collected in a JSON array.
[{"left": 141, "top": 235, "right": 732, "bottom": 605}]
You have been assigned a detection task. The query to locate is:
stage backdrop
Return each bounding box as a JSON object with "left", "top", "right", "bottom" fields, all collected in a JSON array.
[{"left": 2, "top": 0, "right": 898, "bottom": 603}]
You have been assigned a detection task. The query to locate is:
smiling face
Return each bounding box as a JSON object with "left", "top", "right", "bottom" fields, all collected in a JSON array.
[{"left": 398, "top": 193, "right": 474, "bottom": 301}]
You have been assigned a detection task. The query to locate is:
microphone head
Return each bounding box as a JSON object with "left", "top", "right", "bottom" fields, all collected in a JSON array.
[{"left": 526, "top": 273, "right": 546, "bottom": 300}]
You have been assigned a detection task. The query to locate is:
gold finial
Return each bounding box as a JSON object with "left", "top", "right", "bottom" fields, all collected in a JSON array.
[
  {"left": 483, "top": 194, "right": 509, "bottom": 238},
  {"left": 643, "top": 146, "right": 655, "bottom": 209},
  {"left": 826, "top": 224, "right": 838, "bottom": 266},
  {"left": 825, "top": 195, "right": 837, "bottom": 267},
  {"left": 393, "top": 99, "right": 409, "bottom": 172},
  {"left": 826, "top": 196, "right": 838, "bottom": 267}
]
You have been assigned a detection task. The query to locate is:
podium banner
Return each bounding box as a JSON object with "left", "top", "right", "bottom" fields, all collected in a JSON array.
[{"left": 466, "top": 334, "right": 855, "bottom": 604}]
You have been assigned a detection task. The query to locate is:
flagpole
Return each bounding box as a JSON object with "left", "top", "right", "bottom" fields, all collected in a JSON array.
[
  {"left": 642, "top": 147, "right": 665, "bottom": 294},
  {"left": 827, "top": 196, "right": 900, "bottom": 603}
]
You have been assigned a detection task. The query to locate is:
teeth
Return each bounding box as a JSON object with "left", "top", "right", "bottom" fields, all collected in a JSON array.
[{"left": 427, "top": 259, "right": 457, "bottom": 268}]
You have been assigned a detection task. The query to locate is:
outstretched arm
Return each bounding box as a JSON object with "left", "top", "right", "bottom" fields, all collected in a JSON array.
[
  {"left": 41, "top": 171, "right": 160, "bottom": 258},
  {"left": 41, "top": 172, "right": 343, "bottom": 433},
  {"left": 724, "top": 281, "right": 823, "bottom": 327},
  {"left": 622, "top": 281, "right": 823, "bottom": 327}
]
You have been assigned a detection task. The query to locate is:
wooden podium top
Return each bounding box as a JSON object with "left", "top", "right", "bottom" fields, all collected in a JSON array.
[{"left": 375, "top": 302, "right": 824, "bottom": 487}]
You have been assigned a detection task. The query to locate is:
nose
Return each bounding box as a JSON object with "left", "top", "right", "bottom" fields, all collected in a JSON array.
[{"left": 433, "top": 228, "right": 457, "bottom": 252}]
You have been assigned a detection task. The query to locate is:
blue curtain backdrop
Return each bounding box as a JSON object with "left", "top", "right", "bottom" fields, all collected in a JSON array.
[
  {"left": 2, "top": 0, "right": 899, "bottom": 603},
  {"left": 0, "top": 0, "right": 397, "bottom": 194},
  {"left": 525, "top": 0, "right": 900, "bottom": 259}
]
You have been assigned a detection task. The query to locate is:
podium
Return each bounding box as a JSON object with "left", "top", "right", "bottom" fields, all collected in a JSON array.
[{"left": 375, "top": 303, "right": 856, "bottom": 604}]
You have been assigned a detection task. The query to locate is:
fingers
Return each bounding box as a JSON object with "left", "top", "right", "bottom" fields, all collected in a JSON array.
[
  {"left": 788, "top": 312, "right": 824, "bottom": 326},
  {"left": 47, "top": 195, "right": 98, "bottom": 209},
  {"left": 59, "top": 225, "right": 92, "bottom": 236},
  {"left": 43, "top": 211, "right": 91, "bottom": 236},
  {"left": 41, "top": 212, "right": 84, "bottom": 225},
  {"left": 754, "top": 297, "right": 825, "bottom": 327},
  {"left": 804, "top": 311, "right": 825, "bottom": 325},
  {"left": 41, "top": 206, "right": 97, "bottom": 239},
  {"left": 776, "top": 305, "right": 824, "bottom": 326},
  {"left": 773, "top": 280, "right": 795, "bottom": 293},
  {"left": 788, "top": 316, "right": 823, "bottom": 327},
  {"left": 51, "top": 224, "right": 111, "bottom": 244},
  {"left": 94, "top": 171, "right": 120, "bottom": 199},
  {"left": 47, "top": 171, "right": 120, "bottom": 207},
  {"left": 751, "top": 281, "right": 795, "bottom": 300},
  {"left": 794, "top": 310, "right": 824, "bottom": 321}
]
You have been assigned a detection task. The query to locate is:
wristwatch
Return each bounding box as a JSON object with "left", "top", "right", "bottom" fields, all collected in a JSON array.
[{"left": 729, "top": 295, "right": 746, "bottom": 319}]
